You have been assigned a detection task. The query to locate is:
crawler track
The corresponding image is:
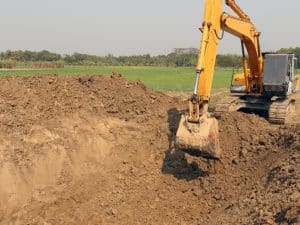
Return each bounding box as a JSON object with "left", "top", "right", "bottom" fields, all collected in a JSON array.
[
  {"left": 214, "top": 96, "right": 242, "bottom": 118},
  {"left": 214, "top": 95, "right": 296, "bottom": 125},
  {"left": 269, "top": 98, "right": 296, "bottom": 124}
]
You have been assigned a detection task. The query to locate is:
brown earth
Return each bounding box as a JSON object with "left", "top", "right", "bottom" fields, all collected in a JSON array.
[{"left": 0, "top": 74, "right": 299, "bottom": 225}]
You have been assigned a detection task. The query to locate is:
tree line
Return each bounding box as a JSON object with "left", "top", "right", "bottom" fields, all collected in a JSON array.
[
  {"left": 0, "top": 50, "right": 243, "bottom": 68},
  {"left": 0, "top": 48, "right": 299, "bottom": 68}
]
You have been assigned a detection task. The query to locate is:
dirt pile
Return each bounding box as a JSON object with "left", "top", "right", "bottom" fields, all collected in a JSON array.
[
  {"left": 216, "top": 115, "right": 300, "bottom": 225},
  {"left": 0, "top": 74, "right": 299, "bottom": 225},
  {"left": 0, "top": 74, "right": 179, "bottom": 225}
]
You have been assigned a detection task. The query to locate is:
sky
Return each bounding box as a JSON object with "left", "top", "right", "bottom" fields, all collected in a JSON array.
[{"left": 0, "top": 0, "right": 299, "bottom": 56}]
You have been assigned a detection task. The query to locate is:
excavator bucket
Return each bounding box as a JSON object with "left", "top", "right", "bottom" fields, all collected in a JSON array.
[{"left": 175, "top": 114, "right": 221, "bottom": 159}]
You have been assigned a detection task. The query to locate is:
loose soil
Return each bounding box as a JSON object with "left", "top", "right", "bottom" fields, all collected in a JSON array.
[{"left": 0, "top": 74, "right": 299, "bottom": 225}]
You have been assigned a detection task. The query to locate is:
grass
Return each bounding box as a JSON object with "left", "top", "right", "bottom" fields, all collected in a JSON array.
[{"left": 0, "top": 66, "right": 233, "bottom": 91}]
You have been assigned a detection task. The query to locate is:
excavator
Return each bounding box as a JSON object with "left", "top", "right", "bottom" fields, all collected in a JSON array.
[{"left": 175, "top": 0, "right": 300, "bottom": 158}]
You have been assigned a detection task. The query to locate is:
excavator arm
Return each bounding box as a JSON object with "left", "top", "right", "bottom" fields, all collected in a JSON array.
[
  {"left": 188, "top": 0, "right": 222, "bottom": 122},
  {"left": 176, "top": 0, "right": 263, "bottom": 158}
]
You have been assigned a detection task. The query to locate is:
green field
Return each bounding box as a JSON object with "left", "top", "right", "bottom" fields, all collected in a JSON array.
[{"left": 0, "top": 66, "right": 233, "bottom": 91}]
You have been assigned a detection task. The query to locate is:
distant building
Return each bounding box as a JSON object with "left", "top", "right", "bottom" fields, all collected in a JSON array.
[{"left": 173, "top": 48, "right": 198, "bottom": 55}]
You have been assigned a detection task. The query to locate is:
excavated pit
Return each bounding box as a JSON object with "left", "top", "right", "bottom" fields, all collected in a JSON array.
[{"left": 0, "top": 74, "right": 299, "bottom": 225}]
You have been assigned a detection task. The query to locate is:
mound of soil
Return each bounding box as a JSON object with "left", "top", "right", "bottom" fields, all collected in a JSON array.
[{"left": 0, "top": 74, "right": 299, "bottom": 225}]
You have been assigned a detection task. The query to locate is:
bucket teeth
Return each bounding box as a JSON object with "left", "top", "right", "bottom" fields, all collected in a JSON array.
[{"left": 175, "top": 114, "right": 221, "bottom": 159}]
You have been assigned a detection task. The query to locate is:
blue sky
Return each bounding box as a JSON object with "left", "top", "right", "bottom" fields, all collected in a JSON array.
[{"left": 0, "top": 0, "right": 299, "bottom": 56}]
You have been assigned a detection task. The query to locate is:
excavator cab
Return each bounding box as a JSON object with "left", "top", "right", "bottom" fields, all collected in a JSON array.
[
  {"left": 230, "top": 70, "right": 247, "bottom": 94},
  {"left": 230, "top": 54, "right": 299, "bottom": 95}
]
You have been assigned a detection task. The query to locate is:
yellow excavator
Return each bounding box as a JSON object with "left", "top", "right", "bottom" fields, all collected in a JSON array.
[{"left": 175, "top": 0, "right": 299, "bottom": 158}]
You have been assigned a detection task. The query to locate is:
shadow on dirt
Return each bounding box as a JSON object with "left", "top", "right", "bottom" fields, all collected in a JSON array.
[
  {"left": 161, "top": 108, "right": 209, "bottom": 181},
  {"left": 162, "top": 149, "right": 209, "bottom": 181}
]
